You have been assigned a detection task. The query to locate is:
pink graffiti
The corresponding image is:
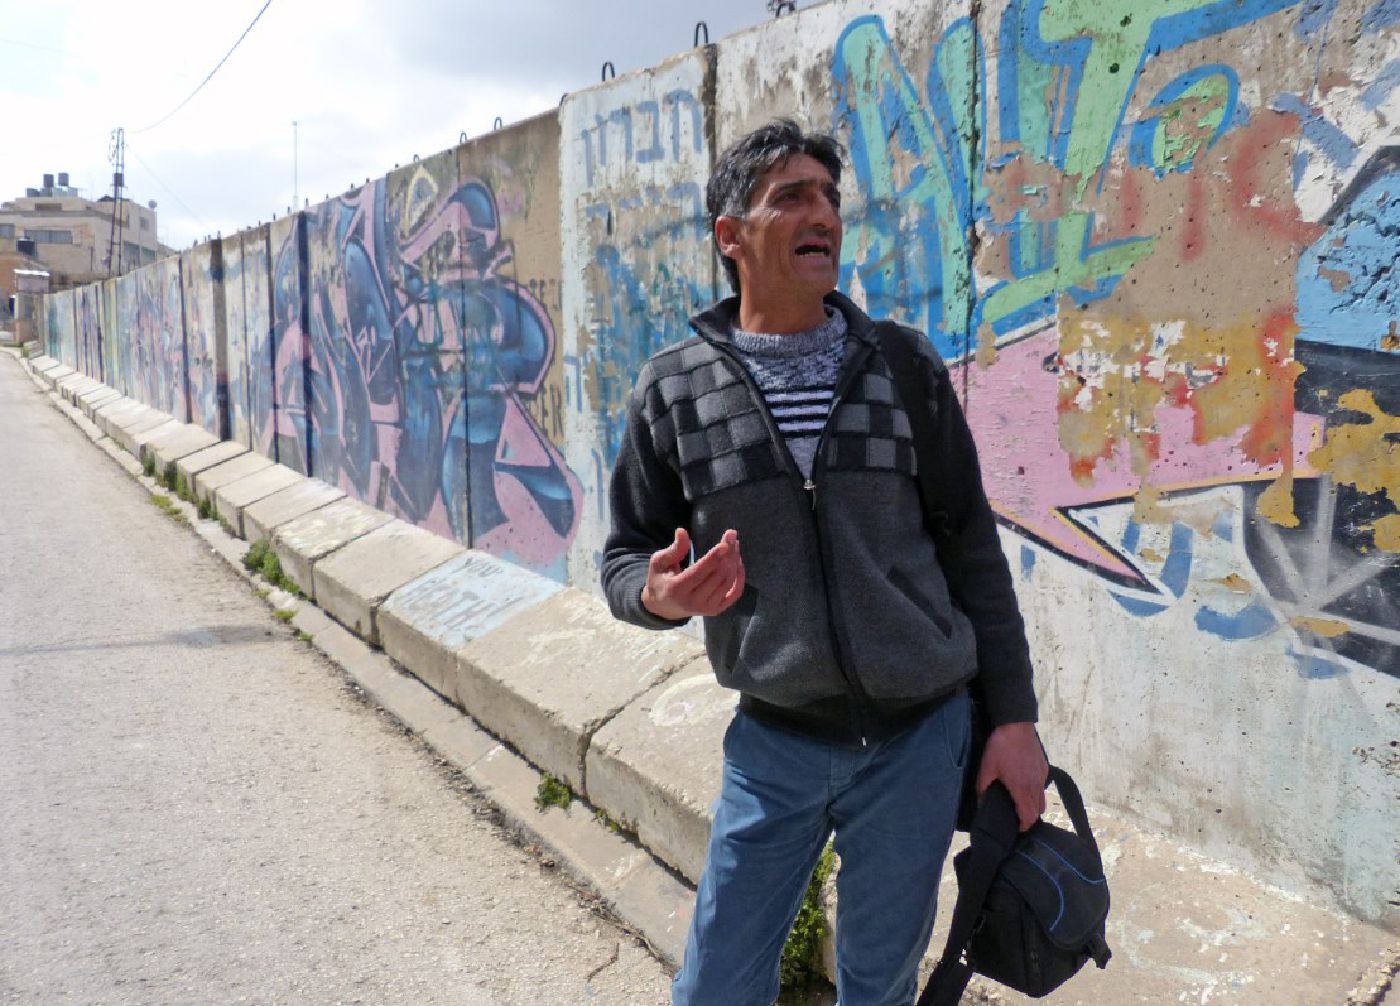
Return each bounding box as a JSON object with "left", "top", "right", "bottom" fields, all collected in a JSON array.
[{"left": 958, "top": 329, "right": 1324, "bottom": 584}]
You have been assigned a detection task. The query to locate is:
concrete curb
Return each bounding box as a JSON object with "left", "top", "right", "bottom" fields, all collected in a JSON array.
[{"left": 18, "top": 353, "right": 1397, "bottom": 1004}]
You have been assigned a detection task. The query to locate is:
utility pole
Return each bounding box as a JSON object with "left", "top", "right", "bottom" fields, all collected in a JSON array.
[{"left": 106, "top": 128, "right": 127, "bottom": 276}]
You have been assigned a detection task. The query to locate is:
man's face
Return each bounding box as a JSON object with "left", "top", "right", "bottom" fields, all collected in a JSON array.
[{"left": 719, "top": 153, "right": 843, "bottom": 304}]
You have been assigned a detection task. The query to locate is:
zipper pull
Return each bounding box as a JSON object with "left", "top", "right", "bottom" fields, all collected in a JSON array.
[{"left": 803, "top": 478, "right": 816, "bottom": 510}]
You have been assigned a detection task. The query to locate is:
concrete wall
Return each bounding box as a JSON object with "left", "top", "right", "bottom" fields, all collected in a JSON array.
[
  {"left": 269, "top": 214, "right": 310, "bottom": 474},
  {"left": 37, "top": 0, "right": 1398, "bottom": 924},
  {"left": 42, "top": 288, "right": 75, "bottom": 365},
  {"left": 180, "top": 242, "right": 225, "bottom": 437}
]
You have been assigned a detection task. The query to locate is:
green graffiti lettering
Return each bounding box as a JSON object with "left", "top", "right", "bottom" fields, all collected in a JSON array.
[
  {"left": 1038, "top": 0, "right": 1217, "bottom": 194},
  {"left": 981, "top": 211, "right": 1155, "bottom": 325}
]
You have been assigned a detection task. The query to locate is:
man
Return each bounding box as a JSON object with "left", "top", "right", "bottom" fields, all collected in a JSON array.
[{"left": 602, "top": 119, "right": 1048, "bottom": 1006}]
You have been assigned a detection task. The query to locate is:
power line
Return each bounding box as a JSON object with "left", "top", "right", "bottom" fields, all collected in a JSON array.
[
  {"left": 127, "top": 146, "right": 208, "bottom": 233},
  {"left": 130, "top": 0, "right": 275, "bottom": 135}
]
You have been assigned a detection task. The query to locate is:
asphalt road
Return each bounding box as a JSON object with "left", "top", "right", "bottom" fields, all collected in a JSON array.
[{"left": 0, "top": 355, "right": 672, "bottom": 1005}]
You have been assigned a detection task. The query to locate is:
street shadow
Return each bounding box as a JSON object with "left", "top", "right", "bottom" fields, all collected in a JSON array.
[{"left": 0, "top": 623, "right": 284, "bottom": 657}]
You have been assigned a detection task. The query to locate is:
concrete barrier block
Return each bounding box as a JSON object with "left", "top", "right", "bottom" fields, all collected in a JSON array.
[
  {"left": 456, "top": 589, "right": 703, "bottom": 796},
  {"left": 64, "top": 376, "right": 102, "bottom": 400},
  {"left": 78, "top": 387, "right": 121, "bottom": 417},
  {"left": 585, "top": 665, "right": 731, "bottom": 883},
  {"left": 191, "top": 452, "right": 274, "bottom": 506},
  {"left": 174, "top": 441, "right": 249, "bottom": 490},
  {"left": 242, "top": 479, "right": 345, "bottom": 543},
  {"left": 146, "top": 425, "right": 221, "bottom": 468},
  {"left": 58, "top": 374, "right": 100, "bottom": 402},
  {"left": 29, "top": 355, "right": 58, "bottom": 372},
  {"left": 129, "top": 418, "right": 183, "bottom": 459},
  {"left": 112, "top": 409, "right": 175, "bottom": 455},
  {"left": 379, "top": 551, "right": 564, "bottom": 704},
  {"left": 106, "top": 404, "right": 160, "bottom": 443},
  {"left": 38, "top": 364, "right": 74, "bottom": 387},
  {"left": 311, "top": 520, "right": 464, "bottom": 645},
  {"left": 213, "top": 464, "right": 304, "bottom": 538},
  {"left": 271, "top": 498, "right": 393, "bottom": 599},
  {"left": 94, "top": 399, "right": 145, "bottom": 438}
]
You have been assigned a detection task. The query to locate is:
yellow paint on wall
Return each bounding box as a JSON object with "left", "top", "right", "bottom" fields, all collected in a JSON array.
[
  {"left": 1055, "top": 314, "right": 1304, "bottom": 529},
  {"left": 1290, "top": 615, "right": 1351, "bottom": 638},
  {"left": 1211, "top": 573, "right": 1253, "bottom": 594},
  {"left": 1307, "top": 390, "right": 1400, "bottom": 553}
]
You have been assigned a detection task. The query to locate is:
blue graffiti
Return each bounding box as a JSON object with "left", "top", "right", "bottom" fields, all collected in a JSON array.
[{"left": 832, "top": 1, "right": 1303, "bottom": 356}]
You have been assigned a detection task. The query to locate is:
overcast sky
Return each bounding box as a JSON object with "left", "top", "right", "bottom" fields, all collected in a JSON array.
[{"left": 1, "top": 0, "right": 812, "bottom": 251}]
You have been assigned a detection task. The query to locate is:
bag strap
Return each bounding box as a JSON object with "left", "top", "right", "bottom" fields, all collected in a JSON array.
[
  {"left": 917, "top": 781, "right": 1021, "bottom": 1006},
  {"left": 1048, "top": 765, "right": 1103, "bottom": 872}
]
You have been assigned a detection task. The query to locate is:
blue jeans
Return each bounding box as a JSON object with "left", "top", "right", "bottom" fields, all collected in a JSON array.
[{"left": 673, "top": 690, "right": 970, "bottom": 1006}]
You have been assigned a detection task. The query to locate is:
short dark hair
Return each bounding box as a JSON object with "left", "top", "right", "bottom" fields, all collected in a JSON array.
[{"left": 706, "top": 119, "right": 844, "bottom": 294}]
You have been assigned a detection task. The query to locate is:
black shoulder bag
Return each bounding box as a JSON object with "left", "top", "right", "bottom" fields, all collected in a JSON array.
[{"left": 919, "top": 769, "right": 1112, "bottom": 1004}]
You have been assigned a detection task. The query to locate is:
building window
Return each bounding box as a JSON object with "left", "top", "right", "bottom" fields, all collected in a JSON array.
[
  {"left": 0, "top": 223, "right": 13, "bottom": 238},
  {"left": 24, "top": 228, "right": 74, "bottom": 244},
  {"left": 34, "top": 201, "right": 63, "bottom": 212},
  {"left": 140, "top": 217, "right": 151, "bottom": 231}
]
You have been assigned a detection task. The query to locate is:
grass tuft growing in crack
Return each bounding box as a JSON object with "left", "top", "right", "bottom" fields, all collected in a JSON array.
[
  {"left": 534, "top": 773, "right": 574, "bottom": 813},
  {"left": 243, "top": 538, "right": 303, "bottom": 596}
]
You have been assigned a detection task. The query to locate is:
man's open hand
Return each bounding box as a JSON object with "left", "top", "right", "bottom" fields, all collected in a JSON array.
[
  {"left": 976, "top": 721, "right": 1049, "bottom": 832},
  {"left": 641, "top": 528, "right": 745, "bottom": 620}
]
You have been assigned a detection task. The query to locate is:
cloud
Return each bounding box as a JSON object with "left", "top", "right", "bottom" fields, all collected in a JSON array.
[{"left": 3, "top": 0, "right": 808, "bottom": 251}]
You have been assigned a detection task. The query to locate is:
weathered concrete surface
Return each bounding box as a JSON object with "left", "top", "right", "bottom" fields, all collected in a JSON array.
[
  {"left": 98, "top": 403, "right": 155, "bottom": 443},
  {"left": 585, "top": 667, "right": 733, "bottom": 884},
  {"left": 36, "top": 363, "right": 73, "bottom": 387},
  {"left": 58, "top": 374, "right": 101, "bottom": 403},
  {"left": 379, "top": 551, "right": 565, "bottom": 705},
  {"left": 457, "top": 590, "right": 704, "bottom": 796},
  {"left": 310, "top": 520, "right": 464, "bottom": 645},
  {"left": 242, "top": 479, "right": 345, "bottom": 543},
  {"left": 145, "top": 424, "right": 221, "bottom": 468},
  {"left": 93, "top": 399, "right": 146, "bottom": 439},
  {"left": 174, "top": 441, "right": 250, "bottom": 496},
  {"left": 129, "top": 418, "right": 183, "bottom": 459},
  {"left": 271, "top": 498, "right": 394, "bottom": 600},
  {"left": 191, "top": 451, "right": 274, "bottom": 504},
  {"left": 78, "top": 386, "right": 121, "bottom": 417},
  {"left": 111, "top": 409, "right": 175, "bottom": 456},
  {"left": 212, "top": 463, "right": 303, "bottom": 538}
]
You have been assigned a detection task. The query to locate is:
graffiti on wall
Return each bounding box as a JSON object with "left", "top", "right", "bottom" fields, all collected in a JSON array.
[
  {"left": 76, "top": 285, "right": 102, "bottom": 383},
  {"left": 304, "top": 153, "right": 579, "bottom": 576},
  {"left": 569, "top": 75, "right": 714, "bottom": 495},
  {"left": 181, "top": 245, "right": 224, "bottom": 437},
  {"left": 118, "top": 257, "right": 191, "bottom": 423},
  {"left": 831, "top": 1, "right": 1398, "bottom": 677},
  {"left": 270, "top": 215, "right": 311, "bottom": 474},
  {"left": 242, "top": 228, "right": 275, "bottom": 462},
  {"left": 44, "top": 290, "right": 76, "bottom": 367},
  {"left": 223, "top": 237, "right": 251, "bottom": 447}
]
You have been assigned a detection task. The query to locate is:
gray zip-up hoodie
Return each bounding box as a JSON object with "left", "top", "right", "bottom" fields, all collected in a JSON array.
[{"left": 602, "top": 292, "right": 1038, "bottom": 743}]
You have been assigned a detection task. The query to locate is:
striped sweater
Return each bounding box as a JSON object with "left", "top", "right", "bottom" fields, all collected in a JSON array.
[{"left": 730, "top": 309, "right": 847, "bottom": 479}]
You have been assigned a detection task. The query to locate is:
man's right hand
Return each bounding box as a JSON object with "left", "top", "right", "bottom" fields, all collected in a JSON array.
[{"left": 641, "top": 528, "right": 745, "bottom": 620}]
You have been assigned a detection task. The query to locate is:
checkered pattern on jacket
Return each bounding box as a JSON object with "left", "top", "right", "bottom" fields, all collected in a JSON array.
[{"left": 636, "top": 333, "right": 921, "bottom": 502}]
